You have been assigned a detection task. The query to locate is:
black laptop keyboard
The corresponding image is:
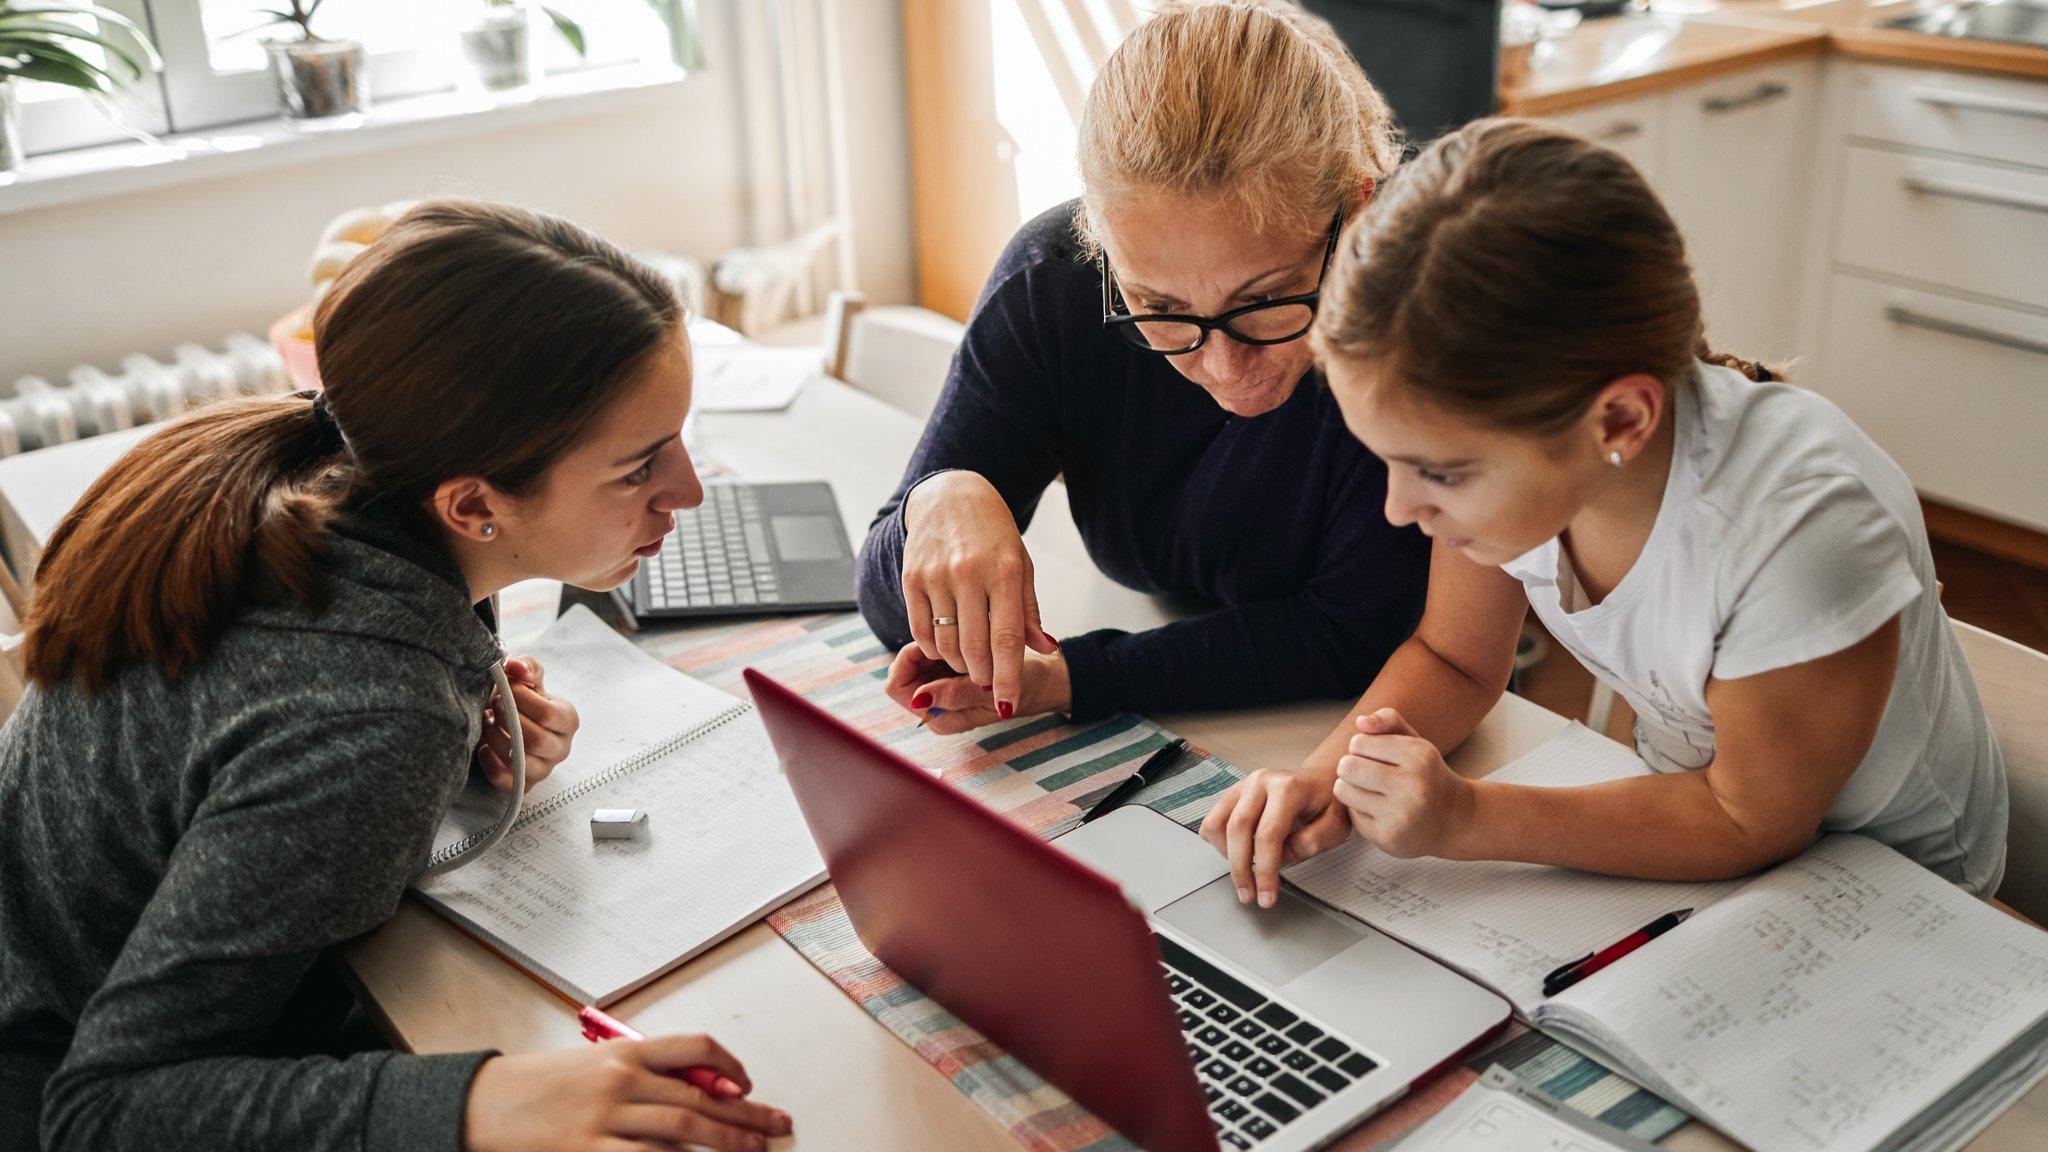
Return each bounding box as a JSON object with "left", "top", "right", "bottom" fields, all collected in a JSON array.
[
  {"left": 643, "top": 483, "right": 783, "bottom": 610},
  {"left": 1157, "top": 934, "right": 1380, "bottom": 1148}
]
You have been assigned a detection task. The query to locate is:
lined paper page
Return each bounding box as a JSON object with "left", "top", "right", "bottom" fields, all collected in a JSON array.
[
  {"left": 418, "top": 716, "right": 824, "bottom": 1004},
  {"left": 514, "top": 606, "right": 741, "bottom": 807},
  {"left": 1286, "top": 723, "right": 1741, "bottom": 1013},
  {"left": 417, "top": 608, "right": 825, "bottom": 1004},
  {"left": 1545, "top": 835, "right": 2048, "bottom": 1152}
]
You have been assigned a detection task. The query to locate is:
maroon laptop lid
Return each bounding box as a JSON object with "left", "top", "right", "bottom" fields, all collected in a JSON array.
[{"left": 743, "top": 667, "right": 1217, "bottom": 1152}]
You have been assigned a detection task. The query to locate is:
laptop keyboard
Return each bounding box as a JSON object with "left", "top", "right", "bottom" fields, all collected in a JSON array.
[
  {"left": 1156, "top": 934, "right": 1380, "bottom": 1148},
  {"left": 643, "top": 483, "right": 784, "bottom": 610}
]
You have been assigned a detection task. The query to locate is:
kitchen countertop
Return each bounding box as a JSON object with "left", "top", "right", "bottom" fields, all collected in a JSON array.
[{"left": 1501, "top": 0, "right": 2048, "bottom": 115}]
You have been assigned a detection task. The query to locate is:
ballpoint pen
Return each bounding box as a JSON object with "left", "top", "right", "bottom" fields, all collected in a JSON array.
[
  {"left": 1542, "top": 909, "right": 1693, "bottom": 997},
  {"left": 1080, "top": 738, "right": 1191, "bottom": 823},
  {"left": 578, "top": 1004, "right": 746, "bottom": 1098}
]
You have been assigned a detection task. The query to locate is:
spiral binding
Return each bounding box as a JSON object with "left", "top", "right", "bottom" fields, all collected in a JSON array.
[
  {"left": 423, "top": 662, "right": 528, "bottom": 876},
  {"left": 511, "top": 701, "right": 756, "bottom": 832}
]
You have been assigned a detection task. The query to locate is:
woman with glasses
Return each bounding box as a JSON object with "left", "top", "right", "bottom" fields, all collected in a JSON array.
[{"left": 858, "top": 0, "right": 1430, "bottom": 734}]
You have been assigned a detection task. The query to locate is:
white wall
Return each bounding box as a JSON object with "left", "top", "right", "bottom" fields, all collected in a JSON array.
[
  {"left": 825, "top": 0, "right": 916, "bottom": 305},
  {"left": 0, "top": 0, "right": 918, "bottom": 387}
]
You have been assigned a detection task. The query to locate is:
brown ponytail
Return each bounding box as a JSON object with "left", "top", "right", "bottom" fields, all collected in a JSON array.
[
  {"left": 1695, "top": 340, "right": 1776, "bottom": 384},
  {"left": 1313, "top": 117, "right": 1777, "bottom": 434},
  {"left": 25, "top": 200, "right": 681, "bottom": 692}
]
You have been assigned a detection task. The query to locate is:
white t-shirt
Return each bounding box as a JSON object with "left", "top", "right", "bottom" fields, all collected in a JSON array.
[{"left": 1501, "top": 362, "right": 2008, "bottom": 894}]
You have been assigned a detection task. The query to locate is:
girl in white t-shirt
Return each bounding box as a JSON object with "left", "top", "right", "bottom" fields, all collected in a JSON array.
[{"left": 1201, "top": 118, "right": 2009, "bottom": 903}]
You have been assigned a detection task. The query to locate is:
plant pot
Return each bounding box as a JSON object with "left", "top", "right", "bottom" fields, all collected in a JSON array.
[
  {"left": 459, "top": 7, "right": 537, "bottom": 99},
  {"left": 266, "top": 38, "right": 369, "bottom": 131},
  {"left": 0, "top": 79, "right": 24, "bottom": 175}
]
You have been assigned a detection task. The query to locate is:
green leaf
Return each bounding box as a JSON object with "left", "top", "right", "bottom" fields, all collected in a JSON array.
[
  {"left": 541, "top": 6, "right": 585, "bottom": 58},
  {"left": 2, "top": 0, "right": 161, "bottom": 61},
  {"left": 27, "top": 40, "right": 121, "bottom": 89},
  {"left": 1, "top": 46, "right": 114, "bottom": 93},
  {"left": 0, "top": 20, "right": 152, "bottom": 79}
]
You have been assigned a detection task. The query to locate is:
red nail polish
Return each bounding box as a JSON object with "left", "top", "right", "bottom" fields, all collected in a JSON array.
[
  {"left": 910, "top": 692, "right": 932, "bottom": 710},
  {"left": 998, "top": 700, "right": 1015, "bottom": 719},
  {"left": 1047, "top": 635, "right": 1060, "bottom": 651}
]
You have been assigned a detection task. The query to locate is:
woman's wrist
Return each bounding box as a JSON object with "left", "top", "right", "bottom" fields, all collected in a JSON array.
[
  {"left": 1293, "top": 758, "right": 1343, "bottom": 801},
  {"left": 901, "top": 469, "right": 976, "bottom": 536},
  {"left": 1027, "top": 650, "right": 1072, "bottom": 715}
]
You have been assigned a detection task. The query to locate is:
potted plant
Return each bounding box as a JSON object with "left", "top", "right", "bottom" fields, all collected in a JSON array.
[
  {"left": 249, "top": 1, "right": 367, "bottom": 130},
  {"left": 458, "top": 0, "right": 587, "bottom": 98},
  {"left": 0, "top": 1, "right": 162, "bottom": 173}
]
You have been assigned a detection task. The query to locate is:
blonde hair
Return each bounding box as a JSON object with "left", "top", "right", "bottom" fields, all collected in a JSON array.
[
  {"left": 1076, "top": 0, "right": 1400, "bottom": 250},
  {"left": 1314, "top": 118, "right": 1773, "bottom": 437}
]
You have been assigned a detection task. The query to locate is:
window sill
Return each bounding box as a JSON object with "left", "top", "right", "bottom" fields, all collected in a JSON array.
[{"left": 0, "top": 64, "right": 692, "bottom": 220}]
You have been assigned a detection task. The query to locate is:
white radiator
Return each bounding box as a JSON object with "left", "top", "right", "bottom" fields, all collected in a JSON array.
[
  {"left": 1, "top": 334, "right": 288, "bottom": 459},
  {"left": 0, "top": 251, "right": 701, "bottom": 460}
]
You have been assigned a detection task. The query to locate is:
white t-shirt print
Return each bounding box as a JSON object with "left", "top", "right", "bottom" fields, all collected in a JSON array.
[{"left": 1501, "top": 362, "right": 2009, "bottom": 894}]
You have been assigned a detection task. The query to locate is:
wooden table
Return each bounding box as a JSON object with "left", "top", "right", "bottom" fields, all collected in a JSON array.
[{"left": 3, "top": 375, "right": 2040, "bottom": 1150}]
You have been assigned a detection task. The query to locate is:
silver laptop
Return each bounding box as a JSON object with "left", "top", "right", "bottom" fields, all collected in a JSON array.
[
  {"left": 1057, "top": 806, "right": 1512, "bottom": 1150},
  {"left": 743, "top": 666, "right": 1511, "bottom": 1151}
]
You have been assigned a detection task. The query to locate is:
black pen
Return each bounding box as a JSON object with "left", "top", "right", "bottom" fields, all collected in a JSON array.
[
  {"left": 1542, "top": 909, "right": 1693, "bottom": 997},
  {"left": 1080, "top": 738, "right": 1190, "bottom": 824}
]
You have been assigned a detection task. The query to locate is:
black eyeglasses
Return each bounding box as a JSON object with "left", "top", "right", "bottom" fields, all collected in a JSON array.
[{"left": 1100, "top": 213, "right": 1342, "bottom": 356}]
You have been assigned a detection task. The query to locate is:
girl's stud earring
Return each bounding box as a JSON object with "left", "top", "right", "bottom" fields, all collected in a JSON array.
[
  {"left": 481, "top": 523, "right": 497, "bottom": 538},
  {"left": 1609, "top": 451, "right": 1625, "bottom": 469}
]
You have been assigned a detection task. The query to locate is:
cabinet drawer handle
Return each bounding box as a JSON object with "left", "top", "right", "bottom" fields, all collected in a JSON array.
[
  {"left": 1599, "top": 120, "right": 1643, "bottom": 140},
  {"left": 1702, "top": 82, "right": 1788, "bottom": 114},
  {"left": 1903, "top": 175, "right": 2048, "bottom": 215},
  {"left": 1884, "top": 304, "right": 2048, "bottom": 358},
  {"left": 1910, "top": 86, "right": 2048, "bottom": 122}
]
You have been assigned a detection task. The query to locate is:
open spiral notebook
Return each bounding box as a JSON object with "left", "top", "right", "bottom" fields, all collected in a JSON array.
[
  {"left": 1287, "top": 723, "right": 2048, "bottom": 1152},
  {"left": 413, "top": 606, "right": 826, "bottom": 1006}
]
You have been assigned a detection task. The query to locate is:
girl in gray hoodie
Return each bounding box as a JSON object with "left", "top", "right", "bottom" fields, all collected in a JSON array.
[{"left": 0, "top": 201, "right": 793, "bottom": 1152}]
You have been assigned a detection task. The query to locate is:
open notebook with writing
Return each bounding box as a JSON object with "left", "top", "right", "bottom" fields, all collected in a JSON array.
[
  {"left": 414, "top": 606, "right": 825, "bottom": 1006},
  {"left": 1288, "top": 723, "right": 2048, "bottom": 1152}
]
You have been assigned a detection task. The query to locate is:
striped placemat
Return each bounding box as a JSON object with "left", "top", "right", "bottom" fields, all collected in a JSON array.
[{"left": 645, "top": 613, "right": 1689, "bottom": 1151}]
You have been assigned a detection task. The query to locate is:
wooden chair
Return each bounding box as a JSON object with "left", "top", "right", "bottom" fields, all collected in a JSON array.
[
  {"left": 821, "top": 291, "right": 965, "bottom": 420},
  {"left": 1956, "top": 621, "right": 2048, "bottom": 922}
]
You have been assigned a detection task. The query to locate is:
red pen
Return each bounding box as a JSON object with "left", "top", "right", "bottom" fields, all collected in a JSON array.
[
  {"left": 1542, "top": 908, "right": 1693, "bottom": 997},
  {"left": 577, "top": 1005, "right": 747, "bottom": 1098}
]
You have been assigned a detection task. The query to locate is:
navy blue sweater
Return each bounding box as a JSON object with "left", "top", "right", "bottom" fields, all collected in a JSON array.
[{"left": 857, "top": 202, "right": 1430, "bottom": 721}]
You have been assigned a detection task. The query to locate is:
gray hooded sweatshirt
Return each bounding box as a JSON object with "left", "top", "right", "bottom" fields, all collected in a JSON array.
[{"left": 0, "top": 502, "right": 502, "bottom": 1151}]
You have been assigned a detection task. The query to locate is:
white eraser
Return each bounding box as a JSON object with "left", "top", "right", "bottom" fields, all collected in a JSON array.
[{"left": 591, "top": 808, "right": 648, "bottom": 840}]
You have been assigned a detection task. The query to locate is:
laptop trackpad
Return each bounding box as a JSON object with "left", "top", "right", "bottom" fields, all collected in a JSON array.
[
  {"left": 771, "top": 514, "right": 850, "bottom": 560},
  {"left": 1156, "top": 878, "right": 1364, "bottom": 988}
]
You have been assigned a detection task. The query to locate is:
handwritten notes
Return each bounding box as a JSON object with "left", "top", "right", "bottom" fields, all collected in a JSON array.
[
  {"left": 1285, "top": 723, "right": 1739, "bottom": 1012},
  {"left": 1542, "top": 836, "right": 2048, "bottom": 1152},
  {"left": 415, "top": 609, "right": 826, "bottom": 1005}
]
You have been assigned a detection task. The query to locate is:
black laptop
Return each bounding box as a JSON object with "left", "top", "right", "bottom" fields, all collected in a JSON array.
[{"left": 619, "top": 480, "right": 858, "bottom": 625}]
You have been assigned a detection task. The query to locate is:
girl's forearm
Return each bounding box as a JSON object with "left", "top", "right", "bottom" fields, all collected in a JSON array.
[
  {"left": 1302, "top": 635, "right": 1507, "bottom": 778},
  {"left": 1456, "top": 771, "right": 1801, "bottom": 880}
]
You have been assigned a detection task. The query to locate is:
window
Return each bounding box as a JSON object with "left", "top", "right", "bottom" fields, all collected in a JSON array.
[{"left": 18, "top": 0, "right": 696, "bottom": 158}]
